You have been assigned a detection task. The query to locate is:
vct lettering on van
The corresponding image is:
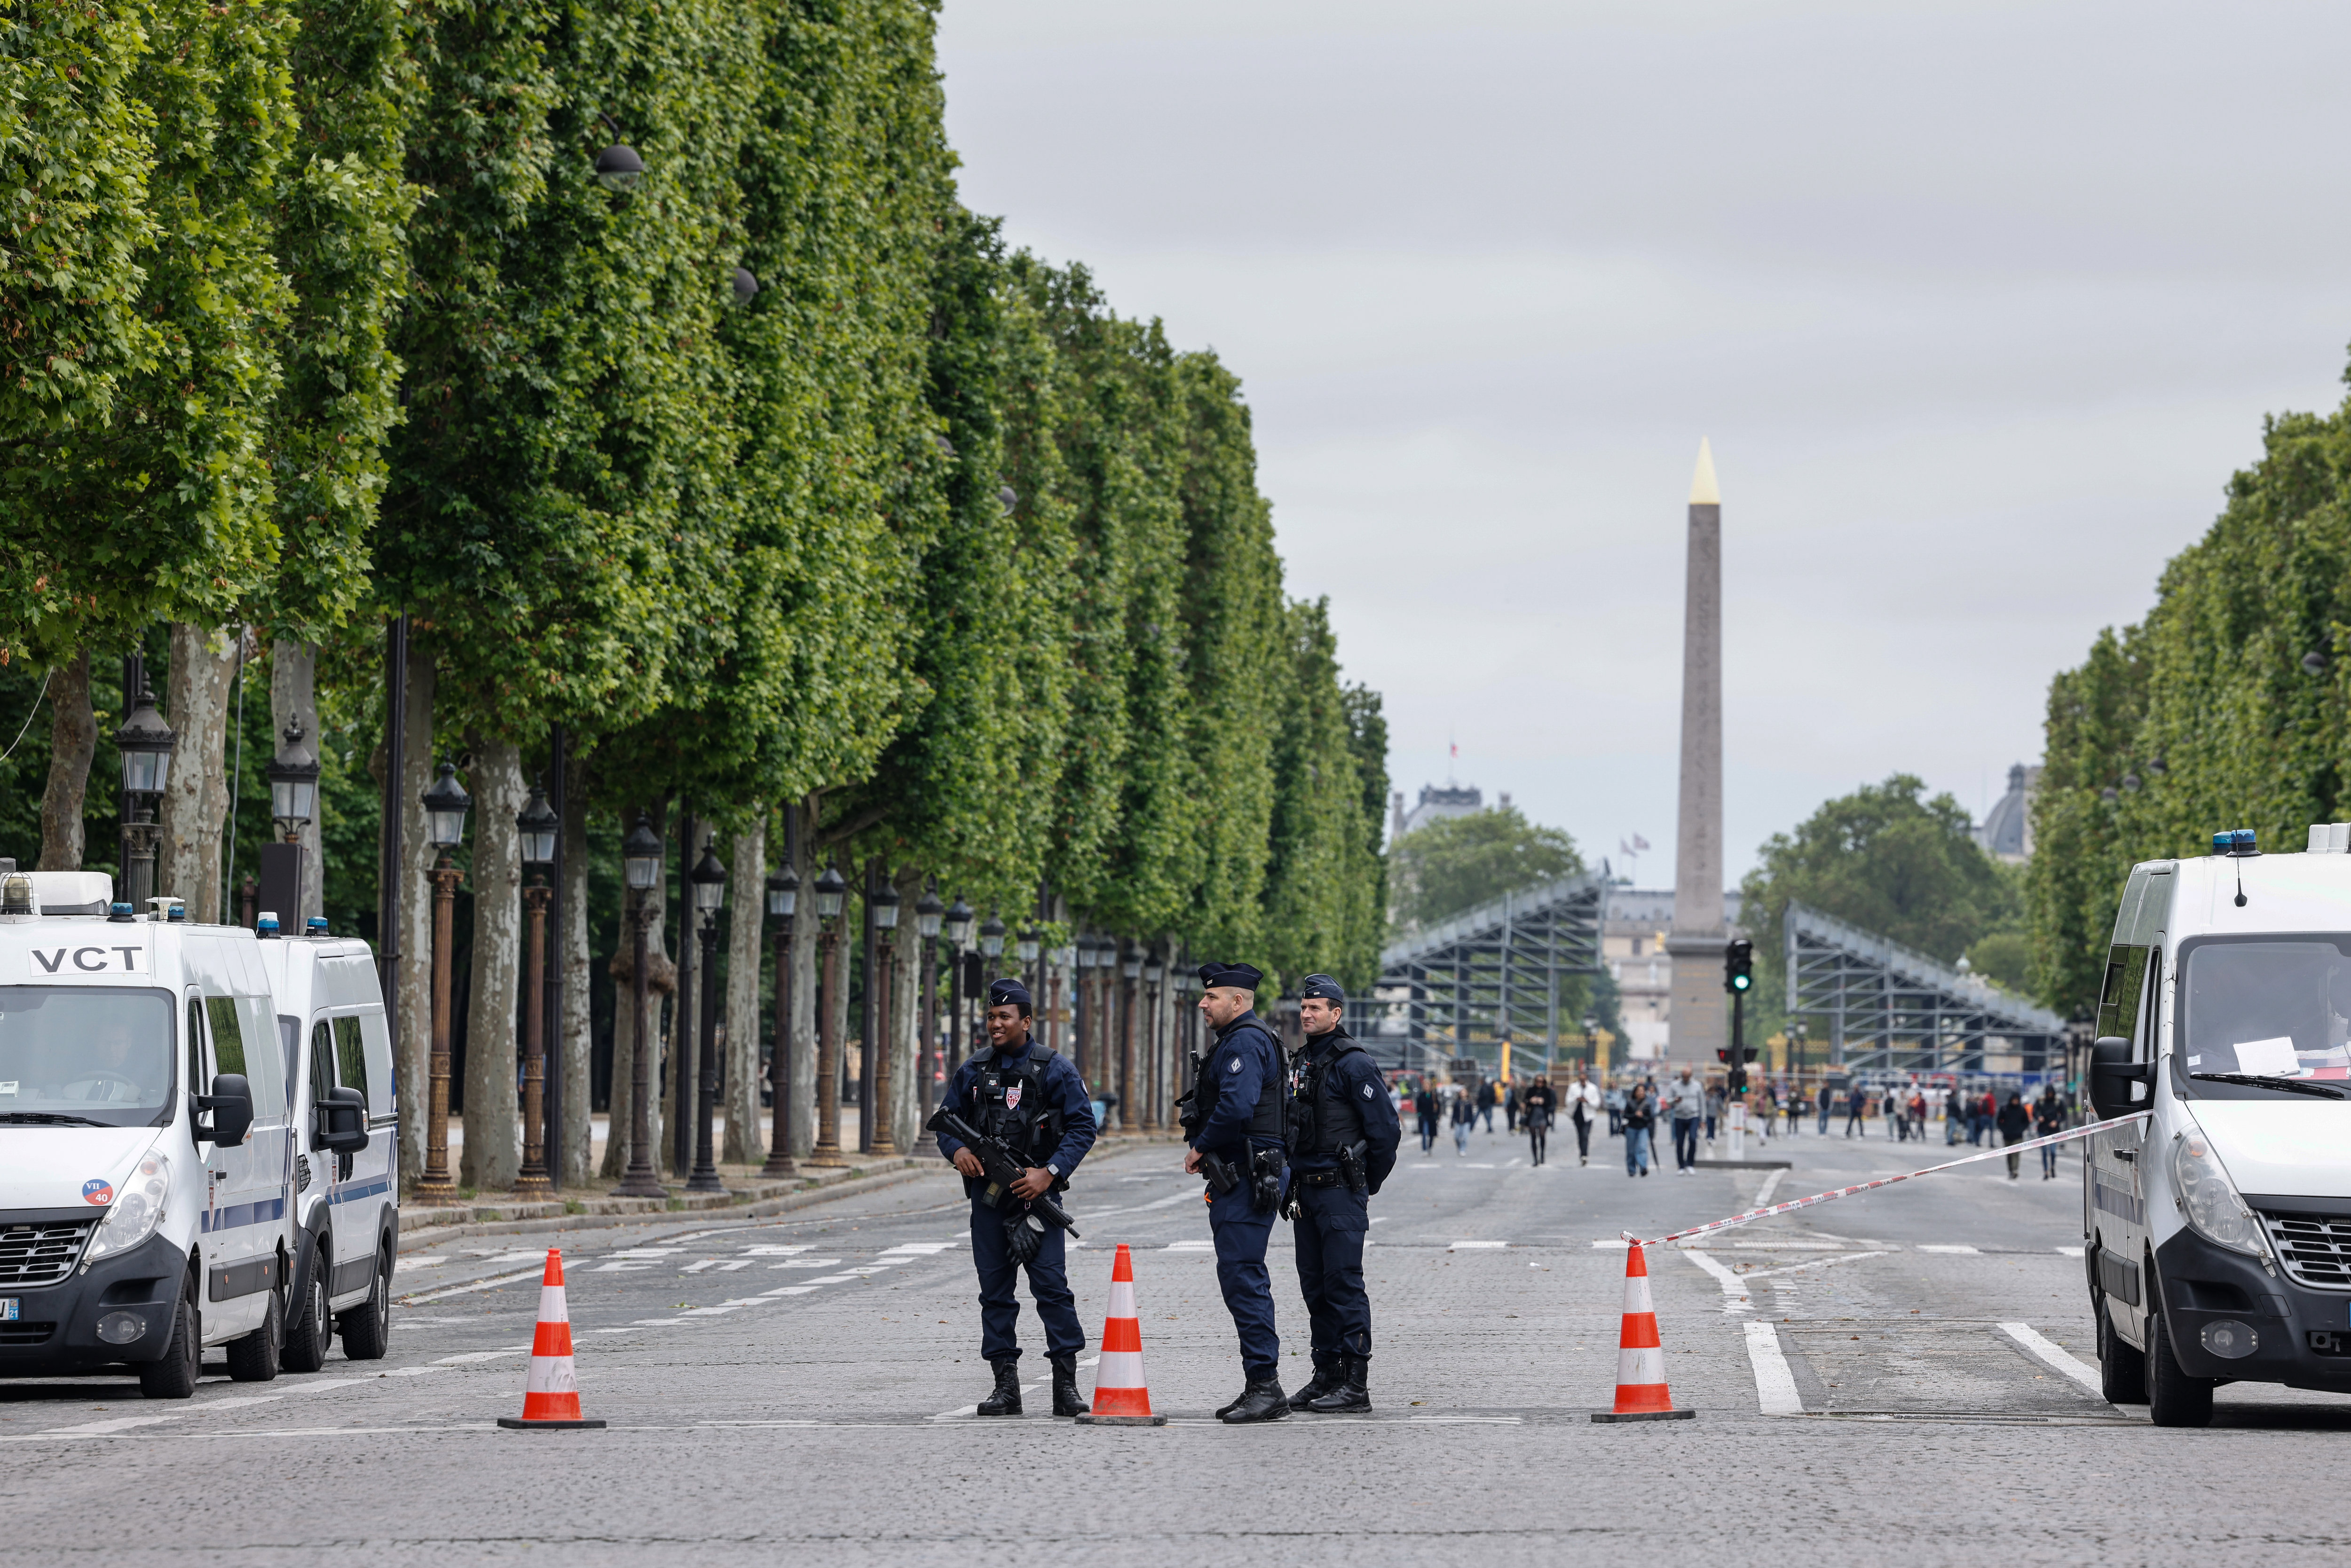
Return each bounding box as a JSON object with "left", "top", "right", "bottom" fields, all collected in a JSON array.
[
  {"left": 0, "top": 865, "right": 394, "bottom": 1398},
  {"left": 2084, "top": 826, "right": 2351, "bottom": 1426}
]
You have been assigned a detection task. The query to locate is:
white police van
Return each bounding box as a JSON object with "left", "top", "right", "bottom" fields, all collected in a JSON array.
[
  {"left": 0, "top": 866, "right": 389, "bottom": 1397},
  {"left": 253, "top": 919, "right": 399, "bottom": 1371},
  {"left": 2086, "top": 825, "right": 2351, "bottom": 1425}
]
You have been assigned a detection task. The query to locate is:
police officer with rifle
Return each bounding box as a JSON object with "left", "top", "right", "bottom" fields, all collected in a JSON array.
[
  {"left": 931, "top": 978, "right": 1097, "bottom": 1418},
  {"left": 1177, "top": 961, "right": 1290, "bottom": 1423},
  {"left": 1281, "top": 974, "right": 1400, "bottom": 1412}
]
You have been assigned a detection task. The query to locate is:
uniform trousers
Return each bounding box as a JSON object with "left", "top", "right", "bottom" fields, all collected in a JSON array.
[
  {"left": 968, "top": 1197, "right": 1084, "bottom": 1363},
  {"left": 1207, "top": 1175, "right": 1280, "bottom": 1377},
  {"left": 1290, "top": 1180, "right": 1371, "bottom": 1363}
]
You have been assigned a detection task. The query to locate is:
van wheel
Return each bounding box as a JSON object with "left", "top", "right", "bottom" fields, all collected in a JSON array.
[
  {"left": 2097, "top": 1298, "right": 2146, "bottom": 1404},
  {"left": 336, "top": 1242, "right": 392, "bottom": 1361},
  {"left": 2147, "top": 1304, "right": 2214, "bottom": 1427},
  {"left": 225, "top": 1274, "right": 285, "bottom": 1382},
  {"left": 283, "top": 1236, "right": 333, "bottom": 1373},
  {"left": 138, "top": 1278, "right": 200, "bottom": 1400}
]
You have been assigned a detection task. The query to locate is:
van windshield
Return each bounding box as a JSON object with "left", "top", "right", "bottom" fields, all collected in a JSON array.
[
  {"left": 2177, "top": 939, "right": 2351, "bottom": 1100},
  {"left": 0, "top": 986, "right": 176, "bottom": 1127}
]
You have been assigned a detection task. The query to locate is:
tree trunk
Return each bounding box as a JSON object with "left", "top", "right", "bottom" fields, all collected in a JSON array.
[
  {"left": 723, "top": 815, "right": 765, "bottom": 1164},
  {"left": 268, "top": 640, "right": 323, "bottom": 925},
  {"left": 158, "top": 624, "right": 237, "bottom": 921},
  {"left": 38, "top": 650, "right": 95, "bottom": 871},
  {"left": 892, "top": 865, "right": 924, "bottom": 1154},
  {"left": 560, "top": 779, "right": 594, "bottom": 1185},
  {"left": 459, "top": 737, "right": 524, "bottom": 1191},
  {"left": 786, "top": 798, "right": 817, "bottom": 1160},
  {"left": 394, "top": 642, "right": 435, "bottom": 1181}
]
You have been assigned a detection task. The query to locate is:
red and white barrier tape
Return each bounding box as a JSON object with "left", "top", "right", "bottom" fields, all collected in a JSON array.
[{"left": 1622, "top": 1111, "right": 2151, "bottom": 1248}]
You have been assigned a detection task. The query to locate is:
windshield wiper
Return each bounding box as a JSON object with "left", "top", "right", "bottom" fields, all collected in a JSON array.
[
  {"left": 0, "top": 1111, "right": 113, "bottom": 1125},
  {"left": 2189, "top": 1072, "right": 2346, "bottom": 1100}
]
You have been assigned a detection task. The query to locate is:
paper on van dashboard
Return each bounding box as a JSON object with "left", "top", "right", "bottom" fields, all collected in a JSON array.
[{"left": 2232, "top": 1037, "right": 2302, "bottom": 1077}]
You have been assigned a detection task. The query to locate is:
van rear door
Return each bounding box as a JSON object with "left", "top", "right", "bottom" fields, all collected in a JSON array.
[{"left": 321, "top": 954, "right": 395, "bottom": 1300}]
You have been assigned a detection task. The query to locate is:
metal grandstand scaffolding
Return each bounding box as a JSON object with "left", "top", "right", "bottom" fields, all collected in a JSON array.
[
  {"left": 1345, "top": 873, "right": 1609, "bottom": 1074},
  {"left": 1783, "top": 901, "right": 2067, "bottom": 1074}
]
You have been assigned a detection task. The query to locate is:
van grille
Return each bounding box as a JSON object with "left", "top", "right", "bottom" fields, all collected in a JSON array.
[
  {"left": 0, "top": 1218, "right": 97, "bottom": 1288},
  {"left": 2257, "top": 1211, "right": 2351, "bottom": 1291}
]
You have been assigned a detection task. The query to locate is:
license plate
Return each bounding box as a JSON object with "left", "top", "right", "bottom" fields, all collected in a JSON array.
[{"left": 0, "top": 1299, "right": 16, "bottom": 1321}]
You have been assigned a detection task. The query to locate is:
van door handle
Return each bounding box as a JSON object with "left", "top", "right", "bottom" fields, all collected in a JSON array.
[{"left": 2114, "top": 1150, "right": 2134, "bottom": 1163}]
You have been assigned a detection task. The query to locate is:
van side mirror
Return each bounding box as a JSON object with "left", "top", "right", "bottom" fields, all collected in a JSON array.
[
  {"left": 315, "top": 1086, "right": 369, "bottom": 1154},
  {"left": 2088, "top": 1036, "right": 2154, "bottom": 1120},
  {"left": 196, "top": 1073, "right": 254, "bottom": 1146}
]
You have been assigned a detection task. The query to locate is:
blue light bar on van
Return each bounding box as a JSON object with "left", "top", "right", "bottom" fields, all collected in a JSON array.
[
  {"left": 2212, "top": 827, "right": 2260, "bottom": 857},
  {"left": 2213, "top": 831, "right": 2231, "bottom": 854},
  {"left": 2234, "top": 828, "right": 2257, "bottom": 854}
]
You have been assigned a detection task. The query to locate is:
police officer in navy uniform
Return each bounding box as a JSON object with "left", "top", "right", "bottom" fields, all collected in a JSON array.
[
  {"left": 935, "top": 978, "right": 1098, "bottom": 1417},
  {"left": 1179, "top": 961, "right": 1291, "bottom": 1423},
  {"left": 1281, "top": 974, "right": 1401, "bottom": 1412}
]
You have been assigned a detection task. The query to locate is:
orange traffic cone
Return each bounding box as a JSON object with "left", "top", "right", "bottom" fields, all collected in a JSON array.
[
  {"left": 1075, "top": 1244, "right": 1166, "bottom": 1426},
  {"left": 497, "top": 1249, "right": 607, "bottom": 1431},
  {"left": 1590, "top": 1241, "right": 1695, "bottom": 1423}
]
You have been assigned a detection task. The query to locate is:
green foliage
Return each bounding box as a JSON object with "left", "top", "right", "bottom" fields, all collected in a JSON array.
[
  {"left": 2025, "top": 386, "right": 2351, "bottom": 1017},
  {"left": 1392, "top": 805, "right": 1584, "bottom": 930},
  {"left": 1263, "top": 599, "right": 1381, "bottom": 988},
  {"left": 1741, "top": 774, "right": 2013, "bottom": 969}
]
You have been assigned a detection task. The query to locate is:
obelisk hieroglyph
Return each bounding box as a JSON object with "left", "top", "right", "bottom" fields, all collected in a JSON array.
[{"left": 1664, "top": 439, "right": 1727, "bottom": 1067}]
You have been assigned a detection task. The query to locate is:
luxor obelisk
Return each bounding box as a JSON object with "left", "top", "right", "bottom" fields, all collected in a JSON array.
[{"left": 1664, "top": 439, "right": 1727, "bottom": 1067}]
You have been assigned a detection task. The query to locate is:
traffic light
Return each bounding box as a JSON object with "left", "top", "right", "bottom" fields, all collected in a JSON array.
[
  {"left": 1716, "top": 1046, "right": 1757, "bottom": 1064},
  {"left": 1724, "top": 938, "right": 1753, "bottom": 994}
]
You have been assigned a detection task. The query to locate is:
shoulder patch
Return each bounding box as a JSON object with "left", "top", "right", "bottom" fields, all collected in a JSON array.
[
  {"left": 1362, "top": 1082, "right": 1375, "bottom": 1098},
  {"left": 1228, "top": 1056, "right": 1242, "bottom": 1073}
]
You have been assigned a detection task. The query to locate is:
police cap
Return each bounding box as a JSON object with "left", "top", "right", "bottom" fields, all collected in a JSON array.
[
  {"left": 986, "top": 977, "right": 1033, "bottom": 1014},
  {"left": 1298, "top": 974, "right": 1344, "bottom": 1003},
  {"left": 1197, "top": 961, "right": 1263, "bottom": 993}
]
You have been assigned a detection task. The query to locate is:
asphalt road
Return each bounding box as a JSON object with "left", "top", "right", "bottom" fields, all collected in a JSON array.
[{"left": 7, "top": 1116, "right": 2351, "bottom": 1565}]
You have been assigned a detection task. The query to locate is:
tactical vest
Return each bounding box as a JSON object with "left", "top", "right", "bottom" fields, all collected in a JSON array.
[
  {"left": 1292, "top": 1031, "right": 1373, "bottom": 1155},
  {"left": 1192, "top": 1017, "right": 1283, "bottom": 1144},
  {"left": 967, "top": 1042, "right": 1062, "bottom": 1163}
]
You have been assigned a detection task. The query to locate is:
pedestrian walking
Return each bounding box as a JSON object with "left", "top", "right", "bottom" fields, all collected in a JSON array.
[
  {"left": 1817, "top": 1085, "right": 1833, "bottom": 1135},
  {"left": 1844, "top": 1082, "right": 1866, "bottom": 1138},
  {"left": 935, "top": 978, "right": 1100, "bottom": 1418},
  {"left": 1451, "top": 1087, "right": 1474, "bottom": 1155},
  {"left": 1667, "top": 1067, "right": 1704, "bottom": 1174},
  {"left": 1704, "top": 1079, "right": 1725, "bottom": 1143},
  {"left": 1523, "top": 1076, "right": 1556, "bottom": 1167},
  {"left": 1997, "top": 1088, "right": 2031, "bottom": 1178},
  {"left": 1505, "top": 1082, "right": 1520, "bottom": 1135},
  {"left": 1279, "top": 976, "right": 1400, "bottom": 1414},
  {"left": 1413, "top": 1082, "right": 1439, "bottom": 1155},
  {"left": 1622, "top": 1084, "right": 1655, "bottom": 1176},
  {"left": 1944, "top": 1084, "right": 1964, "bottom": 1145},
  {"left": 1481, "top": 1079, "right": 1500, "bottom": 1135},
  {"left": 1567, "top": 1068, "right": 1602, "bottom": 1166},
  {"left": 2034, "top": 1084, "right": 2066, "bottom": 1178},
  {"left": 1605, "top": 1084, "right": 1625, "bottom": 1136},
  {"left": 1178, "top": 961, "right": 1291, "bottom": 1422}
]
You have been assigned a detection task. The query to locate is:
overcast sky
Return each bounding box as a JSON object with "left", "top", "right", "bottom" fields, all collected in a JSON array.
[{"left": 936, "top": 0, "right": 2351, "bottom": 889}]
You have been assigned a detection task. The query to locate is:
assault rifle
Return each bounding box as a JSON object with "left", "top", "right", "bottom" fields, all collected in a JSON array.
[{"left": 925, "top": 1107, "right": 1078, "bottom": 1234}]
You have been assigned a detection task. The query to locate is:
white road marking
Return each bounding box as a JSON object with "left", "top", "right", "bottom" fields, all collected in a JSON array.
[
  {"left": 680, "top": 1306, "right": 741, "bottom": 1316},
  {"left": 804, "top": 1275, "right": 862, "bottom": 1284},
  {"left": 1742, "top": 1252, "right": 1889, "bottom": 1281},
  {"left": 1917, "top": 1245, "right": 1980, "bottom": 1254},
  {"left": 2000, "top": 1322, "right": 2106, "bottom": 1396},
  {"left": 1743, "top": 1320, "right": 1805, "bottom": 1415},
  {"left": 767, "top": 1258, "right": 843, "bottom": 1269},
  {"left": 840, "top": 1265, "right": 894, "bottom": 1275},
  {"left": 1504, "top": 1157, "right": 1522, "bottom": 1167},
  {"left": 436, "top": 1349, "right": 529, "bottom": 1363},
  {"left": 762, "top": 1285, "right": 820, "bottom": 1296},
  {"left": 1448, "top": 1240, "right": 1507, "bottom": 1249},
  {"left": 1685, "top": 1250, "right": 1753, "bottom": 1311},
  {"left": 1728, "top": 1241, "right": 1844, "bottom": 1250},
  {"left": 1753, "top": 1169, "right": 1787, "bottom": 1206},
  {"left": 1164, "top": 1240, "right": 1213, "bottom": 1251},
  {"left": 398, "top": 1266, "right": 546, "bottom": 1304},
  {"left": 2055, "top": 1245, "right": 2085, "bottom": 1257},
  {"left": 591, "top": 1262, "right": 654, "bottom": 1272},
  {"left": 743, "top": 1245, "right": 812, "bottom": 1256},
  {"left": 877, "top": 1243, "right": 955, "bottom": 1255}
]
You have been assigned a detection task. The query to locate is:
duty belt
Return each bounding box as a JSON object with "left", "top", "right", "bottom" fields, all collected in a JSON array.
[{"left": 1296, "top": 1169, "right": 1349, "bottom": 1190}]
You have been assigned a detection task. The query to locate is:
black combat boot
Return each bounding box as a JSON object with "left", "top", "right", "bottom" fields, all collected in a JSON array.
[
  {"left": 1307, "top": 1355, "right": 1371, "bottom": 1413},
  {"left": 976, "top": 1359, "right": 1023, "bottom": 1417},
  {"left": 1218, "top": 1377, "right": 1290, "bottom": 1423},
  {"left": 1287, "top": 1358, "right": 1339, "bottom": 1410},
  {"left": 1050, "top": 1353, "right": 1089, "bottom": 1417}
]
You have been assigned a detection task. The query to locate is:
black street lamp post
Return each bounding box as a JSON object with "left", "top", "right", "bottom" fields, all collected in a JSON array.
[
  {"left": 761, "top": 861, "right": 799, "bottom": 1179},
  {"left": 514, "top": 782, "right": 560, "bottom": 1195},
  {"left": 688, "top": 839, "right": 727, "bottom": 1193},
  {"left": 978, "top": 914, "right": 1005, "bottom": 985},
  {"left": 114, "top": 681, "right": 175, "bottom": 910},
  {"left": 1143, "top": 956, "right": 1164, "bottom": 1130},
  {"left": 808, "top": 866, "right": 848, "bottom": 1166},
  {"left": 868, "top": 881, "right": 900, "bottom": 1156},
  {"left": 1119, "top": 943, "right": 1143, "bottom": 1133},
  {"left": 414, "top": 762, "right": 471, "bottom": 1204},
  {"left": 614, "top": 814, "right": 669, "bottom": 1198}
]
